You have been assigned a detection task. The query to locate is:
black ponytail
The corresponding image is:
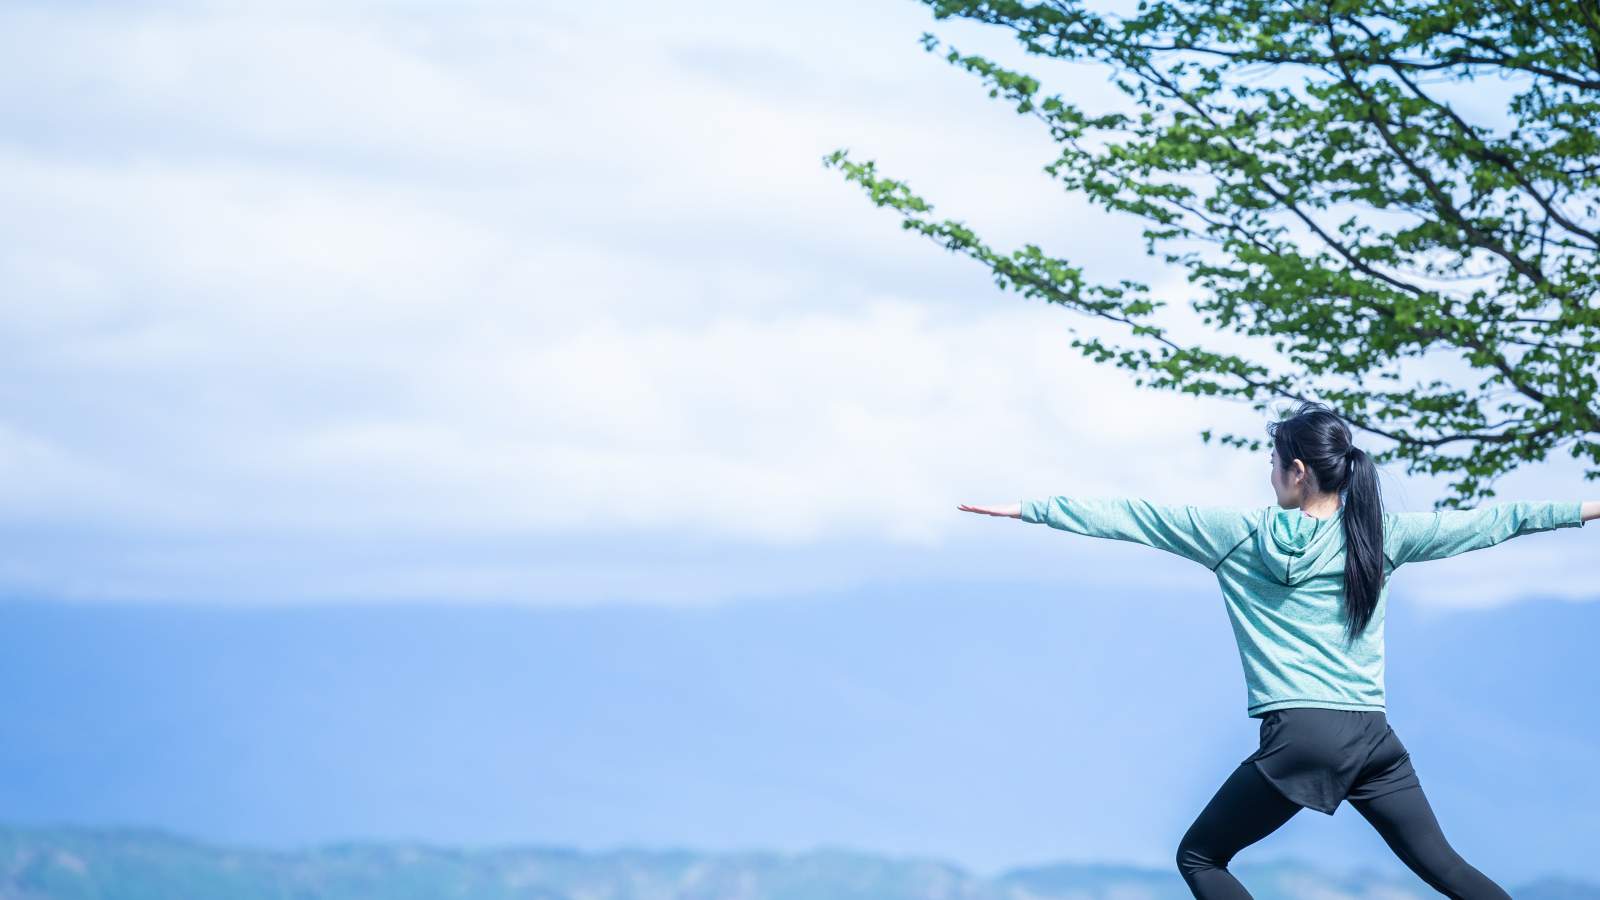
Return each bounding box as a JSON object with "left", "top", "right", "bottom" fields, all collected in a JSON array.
[
  {"left": 1266, "top": 401, "right": 1386, "bottom": 645},
  {"left": 1341, "top": 445, "right": 1384, "bottom": 645}
]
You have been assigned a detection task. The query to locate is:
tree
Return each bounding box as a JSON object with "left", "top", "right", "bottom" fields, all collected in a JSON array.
[{"left": 824, "top": 0, "right": 1600, "bottom": 508}]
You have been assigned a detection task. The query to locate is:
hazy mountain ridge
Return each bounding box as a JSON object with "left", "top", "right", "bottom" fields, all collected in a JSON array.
[{"left": 0, "top": 828, "right": 1595, "bottom": 899}]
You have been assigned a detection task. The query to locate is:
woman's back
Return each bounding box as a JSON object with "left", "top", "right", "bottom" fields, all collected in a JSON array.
[{"left": 1018, "top": 496, "right": 1588, "bottom": 717}]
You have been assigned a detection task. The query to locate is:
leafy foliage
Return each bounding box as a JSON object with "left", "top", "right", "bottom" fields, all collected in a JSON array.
[{"left": 825, "top": 0, "right": 1600, "bottom": 507}]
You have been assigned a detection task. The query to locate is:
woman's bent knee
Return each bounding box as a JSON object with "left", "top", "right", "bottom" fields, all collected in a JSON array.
[{"left": 1177, "top": 840, "right": 1226, "bottom": 878}]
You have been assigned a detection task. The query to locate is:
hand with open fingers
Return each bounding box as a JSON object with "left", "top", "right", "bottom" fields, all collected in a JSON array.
[{"left": 958, "top": 502, "right": 1022, "bottom": 518}]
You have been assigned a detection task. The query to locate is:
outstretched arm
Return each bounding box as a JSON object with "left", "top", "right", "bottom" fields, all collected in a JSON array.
[
  {"left": 1385, "top": 500, "right": 1588, "bottom": 567},
  {"left": 1584, "top": 500, "right": 1600, "bottom": 523},
  {"left": 962, "top": 496, "right": 1254, "bottom": 569}
]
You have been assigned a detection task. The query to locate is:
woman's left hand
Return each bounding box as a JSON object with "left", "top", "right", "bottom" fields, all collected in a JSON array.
[{"left": 958, "top": 503, "right": 1022, "bottom": 518}]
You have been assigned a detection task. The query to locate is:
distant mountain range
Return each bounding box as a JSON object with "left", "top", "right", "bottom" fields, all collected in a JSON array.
[{"left": 1, "top": 828, "right": 1596, "bottom": 899}]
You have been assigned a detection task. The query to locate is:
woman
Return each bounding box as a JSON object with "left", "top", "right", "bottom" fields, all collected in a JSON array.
[{"left": 959, "top": 400, "right": 1597, "bottom": 899}]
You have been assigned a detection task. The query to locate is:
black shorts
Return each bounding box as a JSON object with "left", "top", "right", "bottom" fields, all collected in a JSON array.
[{"left": 1239, "top": 707, "right": 1422, "bottom": 815}]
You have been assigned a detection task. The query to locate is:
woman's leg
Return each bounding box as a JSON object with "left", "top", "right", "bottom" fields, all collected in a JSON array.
[
  {"left": 1176, "top": 761, "right": 1303, "bottom": 899},
  {"left": 1348, "top": 784, "right": 1511, "bottom": 899}
]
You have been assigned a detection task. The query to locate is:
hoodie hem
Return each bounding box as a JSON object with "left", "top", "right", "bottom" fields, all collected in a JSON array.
[{"left": 1248, "top": 698, "right": 1386, "bottom": 717}]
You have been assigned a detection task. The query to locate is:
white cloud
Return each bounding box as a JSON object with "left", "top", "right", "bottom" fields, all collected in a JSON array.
[{"left": 0, "top": 1, "right": 1590, "bottom": 606}]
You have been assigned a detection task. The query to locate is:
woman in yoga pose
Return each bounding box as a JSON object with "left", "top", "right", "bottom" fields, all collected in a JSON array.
[{"left": 959, "top": 400, "right": 1598, "bottom": 899}]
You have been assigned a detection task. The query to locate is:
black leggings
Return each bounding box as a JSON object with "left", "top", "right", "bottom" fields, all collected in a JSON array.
[{"left": 1176, "top": 760, "right": 1511, "bottom": 899}]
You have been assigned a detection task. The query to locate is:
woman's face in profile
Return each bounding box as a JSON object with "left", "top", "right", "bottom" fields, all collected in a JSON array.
[
  {"left": 1270, "top": 448, "right": 1295, "bottom": 507},
  {"left": 1271, "top": 448, "right": 1322, "bottom": 508}
]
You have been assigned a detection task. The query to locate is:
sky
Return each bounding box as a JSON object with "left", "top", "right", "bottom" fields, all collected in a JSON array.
[{"left": 2, "top": 0, "right": 1597, "bottom": 889}]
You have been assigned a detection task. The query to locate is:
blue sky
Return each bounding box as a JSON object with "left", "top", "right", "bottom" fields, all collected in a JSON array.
[{"left": 2, "top": 0, "right": 1597, "bottom": 888}]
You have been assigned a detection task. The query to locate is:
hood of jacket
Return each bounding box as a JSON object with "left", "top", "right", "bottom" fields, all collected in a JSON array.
[{"left": 1255, "top": 505, "right": 1345, "bottom": 585}]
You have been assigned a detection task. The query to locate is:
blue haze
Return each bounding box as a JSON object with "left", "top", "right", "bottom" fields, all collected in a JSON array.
[{"left": 1, "top": 584, "right": 1596, "bottom": 886}]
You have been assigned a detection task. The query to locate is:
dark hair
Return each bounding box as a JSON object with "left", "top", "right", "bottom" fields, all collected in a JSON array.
[{"left": 1267, "top": 400, "right": 1384, "bottom": 645}]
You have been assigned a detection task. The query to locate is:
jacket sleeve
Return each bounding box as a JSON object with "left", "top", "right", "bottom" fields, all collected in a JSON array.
[
  {"left": 1019, "top": 496, "right": 1256, "bottom": 569},
  {"left": 1384, "top": 500, "right": 1585, "bottom": 567}
]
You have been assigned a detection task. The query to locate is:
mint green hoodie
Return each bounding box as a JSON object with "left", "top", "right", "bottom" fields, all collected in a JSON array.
[{"left": 1019, "top": 496, "right": 1586, "bottom": 718}]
